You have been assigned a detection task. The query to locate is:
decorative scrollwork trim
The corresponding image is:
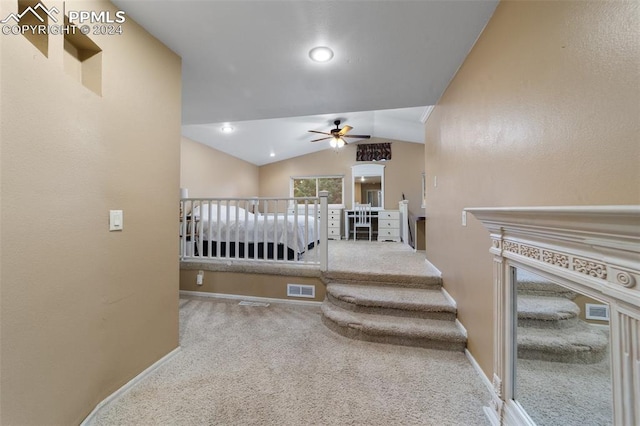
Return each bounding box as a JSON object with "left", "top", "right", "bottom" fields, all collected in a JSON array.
[
  {"left": 542, "top": 250, "right": 569, "bottom": 268},
  {"left": 503, "top": 241, "right": 518, "bottom": 253},
  {"left": 573, "top": 258, "right": 607, "bottom": 280}
]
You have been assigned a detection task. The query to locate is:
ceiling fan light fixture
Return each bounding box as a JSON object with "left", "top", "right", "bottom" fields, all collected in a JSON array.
[
  {"left": 337, "top": 137, "right": 345, "bottom": 148},
  {"left": 309, "top": 46, "right": 334, "bottom": 63},
  {"left": 330, "top": 138, "right": 338, "bottom": 148}
]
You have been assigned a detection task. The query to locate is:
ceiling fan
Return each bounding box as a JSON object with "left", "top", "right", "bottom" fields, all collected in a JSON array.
[{"left": 308, "top": 120, "right": 371, "bottom": 148}]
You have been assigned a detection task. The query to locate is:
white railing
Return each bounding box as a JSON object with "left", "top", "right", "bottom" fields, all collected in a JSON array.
[{"left": 180, "top": 192, "right": 328, "bottom": 270}]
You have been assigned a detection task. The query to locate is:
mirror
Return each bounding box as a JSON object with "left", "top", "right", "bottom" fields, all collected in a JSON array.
[
  {"left": 512, "top": 267, "right": 612, "bottom": 425},
  {"left": 352, "top": 164, "right": 385, "bottom": 210}
]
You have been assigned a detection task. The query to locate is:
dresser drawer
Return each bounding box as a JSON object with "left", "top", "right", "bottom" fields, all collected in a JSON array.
[
  {"left": 328, "top": 219, "right": 341, "bottom": 228},
  {"left": 378, "top": 219, "right": 399, "bottom": 230},
  {"left": 328, "top": 213, "right": 341, "bottom": 221},
  {"left": 379, "top": 210, "right": 400, "bottom": 220},
  {"left": 328, "top": 228, "right": 341, "bottom": 238},
  {"left": 328, "top": 208, "right": 342, "bottom": 215},
  {"left": 378, "top": 228, "right": 400, "bottom": 238}
]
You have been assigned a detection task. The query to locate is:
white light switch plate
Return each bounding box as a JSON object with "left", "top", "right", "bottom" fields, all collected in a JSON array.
[{"left": 109, "top": 210, "right": 123, "bottom": 231}]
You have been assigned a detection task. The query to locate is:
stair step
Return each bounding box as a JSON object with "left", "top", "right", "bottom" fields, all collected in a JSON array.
[
  {"left": 517, "top": 321, "right": 609, "bottom": 364},
  {"left": 321, "top": 301, "right": 466, "bottom": 351},
  {"left": 517, "top": 295, "right": 580, "bottom": 329},
  {"left": 516, "top": 270, "right": 577, "bottom": 299},
  {"left": 322, "top": 271, "right": 442, "bottom": 289},
  {"left": 326, "top": 283, "right": 456, "bottom": 320}
]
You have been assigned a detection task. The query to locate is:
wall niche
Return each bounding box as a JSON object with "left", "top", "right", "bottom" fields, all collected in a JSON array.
[{"left": 63, "top": 17, "right": 102, "bottom": 96}]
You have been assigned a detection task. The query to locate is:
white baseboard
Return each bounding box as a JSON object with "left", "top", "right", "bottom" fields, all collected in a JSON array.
[
  {"left": 441, "top": 287, "right": 457, "bottom": 309},
  {"left": 455, "top": 319, "right": 468, "bottom": 338},
  {"left": 180, "top": 290, "right": 322, "bottom": 306},
  {"left": 465, "top": 348, "right": 493, "bottom": 399},
  {"left": 483, "top": 406, "right": 500, "bottom": 426},
  {"left": 465, "top": 349, "right": 496, "bottom": 425},
  {"left": 425, "top": 259, "right": 442, "bottom": 277},
  {"left": 80, "top": 346, "right": 181, "bottom": 425}
]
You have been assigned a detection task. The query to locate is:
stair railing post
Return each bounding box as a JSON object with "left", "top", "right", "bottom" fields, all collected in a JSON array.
[{"left": 319, "top": 191, "right": 329, "bottom": 271}]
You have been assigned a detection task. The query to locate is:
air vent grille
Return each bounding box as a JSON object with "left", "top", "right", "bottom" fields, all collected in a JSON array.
[
  {"left": 287, "top": 284, "right": 315, "bottom": 299},
  {"left": 585, "top": 303, "right": 610, "bottom": 321}
]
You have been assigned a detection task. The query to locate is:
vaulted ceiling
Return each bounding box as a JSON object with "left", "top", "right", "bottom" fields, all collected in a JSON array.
[{"left": 112, "top": 0, "right": 498, "bottom": 165}]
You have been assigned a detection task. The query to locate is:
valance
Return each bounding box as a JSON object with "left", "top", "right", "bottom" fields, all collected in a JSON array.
[{"left": 356, "top": 143, "right": 391, "bottom": 162}]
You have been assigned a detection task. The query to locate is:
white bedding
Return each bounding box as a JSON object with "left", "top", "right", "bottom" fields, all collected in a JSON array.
[{"left": 191, "top": 204, "right": 317, "bottom": 254}]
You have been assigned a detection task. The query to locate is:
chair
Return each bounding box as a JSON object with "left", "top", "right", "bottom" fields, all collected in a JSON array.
[{"left": 353, "top": 203, "right": 372, "bottom": 241}]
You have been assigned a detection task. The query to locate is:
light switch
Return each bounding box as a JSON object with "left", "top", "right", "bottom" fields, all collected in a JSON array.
[{"left": 109, "top": 210, "right": 123, "bottom": 231}]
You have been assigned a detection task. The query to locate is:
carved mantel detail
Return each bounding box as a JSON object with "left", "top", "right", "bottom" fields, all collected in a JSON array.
[
  {"left": 615, "top": 271, "right": 636, "bottom": 288},
  {"left": 573, "top": 258, "right": 608, "bottom": 280},
  {"left": 542, "top": 250, "right": 569, "bottom": 268}
]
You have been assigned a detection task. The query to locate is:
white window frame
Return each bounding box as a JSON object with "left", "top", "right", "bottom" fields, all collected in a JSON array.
[{"left": 290, "top": 175, "right": 345, "bottom": 209}]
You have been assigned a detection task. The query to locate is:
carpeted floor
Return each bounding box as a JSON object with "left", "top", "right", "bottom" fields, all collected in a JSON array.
[
  {"left": 325, "top": 240, "right": 439, "bottom": 277},
  {"left": 89, "top": 296, "right": 491, "bottom": 425},
  {"left": 517, "top": 353, "right": 612, "bottom": 425}
]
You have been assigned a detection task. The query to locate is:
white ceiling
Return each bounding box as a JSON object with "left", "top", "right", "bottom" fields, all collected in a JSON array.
[{"left": 112, "top": 0, "right": 498, "bottom": 165}]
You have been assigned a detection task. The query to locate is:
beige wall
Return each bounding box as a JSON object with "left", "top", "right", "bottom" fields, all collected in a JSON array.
[
  {"left": 181, "top": 136, "right": 260, "bottom": 199},
  {"left": 425, "top": 0, "right": 640, "bottom": 376},
  {"left": 0, "top": 1, "right": 182, "bottom": 424},
  {"left": 259, "top": 138, "right": 425, "bottom": 216},
  {"left": 181, "top": 270, "right": 325, "bottom": 302}
]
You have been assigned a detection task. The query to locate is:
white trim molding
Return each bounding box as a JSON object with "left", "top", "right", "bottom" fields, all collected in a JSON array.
[
  {"left": 80, "top": 346, "right": 182, "bottom": 425},
  {"left": 466, "top": 205, "right": 640, "bottom": 426},
  {"left": 180, "top": 290, "right": 323, "bottom": 306}
]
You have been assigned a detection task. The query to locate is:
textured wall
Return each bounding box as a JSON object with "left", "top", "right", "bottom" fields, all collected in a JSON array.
[
  {"left": 0, "top": 1, "right": 182, "bottom": 423},
  {"left": 259, "top": 139, "right": 425, "bottom": 216},
  {"left": 181, "top": 137, "right": 260, "bottom": 198},
  {"left": 425, "top": 0, "right": 639, "bottom": 375}
]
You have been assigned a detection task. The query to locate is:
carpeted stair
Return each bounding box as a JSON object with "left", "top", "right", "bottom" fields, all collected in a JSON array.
[
  {"left": 321, "top": 277, "right": 466, "bottom": 352},
  {"left": 516, "top": 271, "right": 608, "bottom": 364}
]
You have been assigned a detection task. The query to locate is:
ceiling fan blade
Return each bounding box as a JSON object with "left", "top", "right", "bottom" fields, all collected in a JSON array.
[
  {"left": 338, "top": 125, "right": 353, "bottom": 135},
  {"left": 308, "top": 130, "right": 332, "bottom": 135},
  {"left": 343, "top": 134, "right": 371, "bottom": 139},
  {"left": 310, "top": 137, "right": 332, "bottom": 142}
]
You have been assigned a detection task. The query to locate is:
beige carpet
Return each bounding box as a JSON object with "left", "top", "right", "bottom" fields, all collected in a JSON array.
[
  {"left": 517, "top": 353, "right": 612, "bottom": 425},
  {"left": 88, "top": 296, "right": 490, "bottom": 425},
  {"left": 320, "top": 241, "right": 442, "bottom": 288}
]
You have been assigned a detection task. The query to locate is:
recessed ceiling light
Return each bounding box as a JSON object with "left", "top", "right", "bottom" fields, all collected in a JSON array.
[
  {"left": 309, "top": 46, "right": 334, "bottom": 63},
  {"left": 270, "top": 152, "right": 275, "bottom": 157},
  {"left": 221, "top": 124, "right": 234, "bottom": 133}
]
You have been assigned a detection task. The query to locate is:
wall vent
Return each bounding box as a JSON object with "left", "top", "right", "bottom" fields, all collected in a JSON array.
[
  {"left": 287, "top": 284, "right": 315, "bottom": 298},
  {"left": 586, "top": 303, "right": 610, "bottom": 321}
]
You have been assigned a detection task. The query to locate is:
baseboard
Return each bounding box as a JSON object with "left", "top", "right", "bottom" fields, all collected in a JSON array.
[
  {"left": 465, "top": 348, "right": 493, "bottom": 400},
  {"left": 80, "top": 346, "right": 181, "bottom": 425},
  {"left": 180, "top": 290, "right": 323, "bottom": 306},
  {"left": 483, "top": 406, "right": 500, "bottom": 426},
  {"left": 441, "top": 287, "right": 457, "bottom": 309},
  {"left": 465, "top": 347, "right": 497, "bottom": 426},
  {"left": 425, "top": 259, "right": 442, "bottom": 276},
  {"left": 456, "top": 319, "right": 468, "bottom": 338}
]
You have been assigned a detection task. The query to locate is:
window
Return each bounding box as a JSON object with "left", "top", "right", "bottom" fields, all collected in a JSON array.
[{"left": 292, "top": 176, "right": 344, "bottom": 205}]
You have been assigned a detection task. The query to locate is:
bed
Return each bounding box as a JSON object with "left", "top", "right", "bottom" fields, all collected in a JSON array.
[{"left": 185, "top": 202, "right": 319, "bottom": 261}]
